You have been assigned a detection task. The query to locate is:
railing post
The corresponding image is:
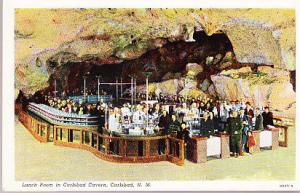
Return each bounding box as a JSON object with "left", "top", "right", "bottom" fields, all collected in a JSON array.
[
  {"left": 46, "top": 125, "right": 49, "bottom": 142},
  {"left": 145, "top": 139, "right": 150, "bottom": 157},
  {"left": 53, "top": 126, "right": 57, "bottom": 141},
  {"left": 80, "top": 130, "right": 83, "bottom": 144},
  {"left": 220, "top": 133, "right": 230, "bottom": 159},
  {"left": 178, "top": 140, "right": 184, "bottom": 160},
  {"left": 96, "top": 133, "right": 99, "bottom": 150},
  {"left": 90, "top": 132, "right": 93, "bottom": 147},
  {"left": 124, "top": 140, "right": 127, "bottom": 157},
  {"left": 104, "top": 137, "right": 110, "bottom": 154},
  {"left": 252, "top": 130, "right": 260, "bottom": 153},
  {"left": 165, "top": 137, "right": 170, "bottom": 156},
  {"left": 119, "top": 139, "right": 125, "bottom": 157},
  {"left": 271, "top": 128, "right": 279, "bottom": 150}
]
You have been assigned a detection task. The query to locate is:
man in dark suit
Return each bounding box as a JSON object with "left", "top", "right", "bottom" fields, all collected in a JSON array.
[
  {"left": 200, "top": 112, "right": 213, "bottom": 138},
  {"left": 226, "top": 111, "right": 243, "bottom": 158},
  {"left": 158, "top": 110, "right": 170, "bottom": 155},
  {"left": 262, "top": 106, "right": 274, "bottom": 129}
]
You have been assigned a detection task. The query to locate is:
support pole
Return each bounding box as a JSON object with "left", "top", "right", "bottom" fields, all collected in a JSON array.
[
  {"left": 83, "top": 76, "right": 87, "bottom": 102},
  {"left": 134, "top": 78, "right": 137, "bottom": 105},
  {"left": 97, "top": 76, "right": 100, "bottom": 102},
  {"left": 54, "top": 79, "right": 57, "bottom": 97},
  {"left": 146, "top": 76, "right": 149, "bottom": 128},
  {"left": 131, "top": 77, "right": 134, "bottom": 110},
  {"left": 120, "top": 77, "right": 123, "bottom": 98},
  {"left": 116, "top": 78, "right": 119, "bottom": 102}
]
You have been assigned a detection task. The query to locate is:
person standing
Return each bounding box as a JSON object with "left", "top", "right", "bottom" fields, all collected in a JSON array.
[
  {"left": 158, "top": 110, "right": 170, "bottom": 135},
  {"left": 254, "top": 107, "right": 264, "bottom": 131},
  {"left": 239, "top": 109, "right": 251, "bottom": 154},
  {"left": 244, "top": 102, "right": 254, "bottom": 128},
  {"left": 169, "top": 114, "right": 181, "bottom": 136},
  {"left": 158, "top": 110, "right": 170, "bottom": 155},
  {"left": 226, "top": 111, "right": 243, "bottom": 158},
  {"left": 219, "top": 101, "right": 229, "bottom": 132},
  {"left": 200, "top": 112, "right": 213, "bottom": 138},
  {"left": 262, "top": 106, "right": 274, "bottom": 129},
  {"left": 98, "top": 105, "right": 106, "bottom": 134}
]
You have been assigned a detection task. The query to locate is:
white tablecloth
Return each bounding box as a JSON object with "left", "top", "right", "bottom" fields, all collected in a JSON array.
[
  {"left": 260, "top": 130, "right": 272, "bottom": 147},
  {"left": 207, "top": 136, "right": 221, "bottom": 156}
]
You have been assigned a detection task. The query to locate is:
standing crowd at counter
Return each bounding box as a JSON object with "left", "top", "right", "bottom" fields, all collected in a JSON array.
[{"left": 37, "top": 93, "right": 275, "bottom": 158}]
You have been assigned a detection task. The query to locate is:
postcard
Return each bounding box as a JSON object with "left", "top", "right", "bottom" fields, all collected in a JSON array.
[{"left": 2, "top": 0, "right": 299, "bottom": 191}]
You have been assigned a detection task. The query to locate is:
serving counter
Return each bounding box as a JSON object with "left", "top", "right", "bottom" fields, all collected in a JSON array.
[
  {"left": 18, "top": 110, "right": 185, "bottom": 166},
  {"left": 28, "top": 103, "right": 98, "bottom": 127}
]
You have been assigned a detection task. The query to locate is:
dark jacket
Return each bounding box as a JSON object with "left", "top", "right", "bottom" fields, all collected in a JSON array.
[
  {"left": 177, "top": 128, "right": 190, "bottom": 143},
  {"left": 262, "top": 112, "right": 274, "bottom": 128},
  {"left": 226, "top": 117, "right": 243, "bottom": 140},
  {"left": 158, "top": 114, "right": 170, "bottom": 135},
  {"left": 200, "top": 119, "right": 214, "bottom": 138},
  {"left": 169, "top": 120, "right": 181, "bottom": 135},
  {"left": 254, "top": 114, "right": 264, "bottom": 131},
  {"left": 244, "top": 108, "right": 254, "bottom": 127}
]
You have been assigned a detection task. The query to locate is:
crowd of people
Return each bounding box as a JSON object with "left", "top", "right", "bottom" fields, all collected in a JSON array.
[{"left": 38, "top": 91, "right": 275, "bottom": 157}]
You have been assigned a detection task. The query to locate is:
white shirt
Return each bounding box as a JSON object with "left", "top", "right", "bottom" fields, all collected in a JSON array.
[
  {"left": 121, "top": 107, "right": 131, "bottom": 117},
  {"left": 109, "top": 114, "right": 120, "bottom": 132},
  {"left": 132, "top": 110, "right": 145, "bottom": 125}
]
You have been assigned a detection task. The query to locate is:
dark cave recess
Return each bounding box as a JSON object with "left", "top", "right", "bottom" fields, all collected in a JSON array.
[{"left": 45, "top": 31, "right": 236, "bottom": 94}]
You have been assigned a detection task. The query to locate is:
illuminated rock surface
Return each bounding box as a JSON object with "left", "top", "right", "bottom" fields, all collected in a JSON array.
[{"left": 15, "top": 9, "right": 295, "bottom": 116}]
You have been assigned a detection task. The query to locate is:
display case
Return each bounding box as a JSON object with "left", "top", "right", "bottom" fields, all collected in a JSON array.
[
  {"left": 68, "top": 95, "right": 112, "bottom": 104},
  {"left": 28, "top": 103, "right": 99, "bottom": 127}
]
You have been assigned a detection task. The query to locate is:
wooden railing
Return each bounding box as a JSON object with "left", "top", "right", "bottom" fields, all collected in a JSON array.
[
  {"left": 19, "top": 111, "right": 51, "bottom": 143},
  {"left": 18, "top": 111, "right": 185, "bottom": 166},
  {"left": 18, "top": 111, "right": 290, "bottom": 166}
]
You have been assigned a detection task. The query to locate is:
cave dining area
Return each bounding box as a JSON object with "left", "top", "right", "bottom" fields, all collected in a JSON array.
[{"left": 15, "top": 9, "right": 295, "bottom": 166}]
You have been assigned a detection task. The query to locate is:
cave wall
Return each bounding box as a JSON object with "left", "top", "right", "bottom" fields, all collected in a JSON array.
[{"left": 15, "top": 9, "right": 296, "bottom": 118}]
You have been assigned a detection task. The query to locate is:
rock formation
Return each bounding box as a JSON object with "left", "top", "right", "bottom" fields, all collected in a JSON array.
[{"left": 15, "top": 9, "right": 296, "bottom": 118}]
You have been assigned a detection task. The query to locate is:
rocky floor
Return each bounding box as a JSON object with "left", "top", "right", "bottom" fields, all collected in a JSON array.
[{"left": 15, "top": 119, "right": 295, "bottom": 181}]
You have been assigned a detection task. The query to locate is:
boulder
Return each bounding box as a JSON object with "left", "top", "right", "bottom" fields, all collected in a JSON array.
[
  {"left": 162, "top": 72, "right": 175, "bottom": 80},
  {"left": 186, "top": 63, "right": 204, "bottom": 75},
  {"left": 211, "top": 71, "right": 295, "bottom": 118},
  {"left": 184, "top": 78, "right": 197, "bottom": 89},
  {"left": 213, "top": 53, "right": 223, "bottom": 64},
  {"left": 158, "top": 79, "right": 182, "bottom": 95},
  {"left": 200, "top": 79, "right": 210, "bottom": 92},
  {"left": 137, "top": 79, "right": 182, "bottom": 95},
  {"left": 220, "top": 67, "right": 252, "bottom": 76},
  {"left": 257, "top": 66, "right": 290, "bottom": 77},
  {"left": 179, "top": 88, "right": 208, "bottom": 99},
  {"left": 208, "top": 84, "right": 216, "bottom": 96}
]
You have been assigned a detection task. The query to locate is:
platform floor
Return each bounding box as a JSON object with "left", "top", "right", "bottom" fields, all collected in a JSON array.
[{"left": 15, "top": 119, "right": 295, "bottom": 181}]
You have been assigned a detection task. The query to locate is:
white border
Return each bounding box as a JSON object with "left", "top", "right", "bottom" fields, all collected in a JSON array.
[{"left": 2, "top": 0, "right": 299, "bottom": 191}]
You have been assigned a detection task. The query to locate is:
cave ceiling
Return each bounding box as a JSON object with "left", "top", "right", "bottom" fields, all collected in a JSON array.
[{"left": 15, "top": 8, "right": 295, "bottom": 96}]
